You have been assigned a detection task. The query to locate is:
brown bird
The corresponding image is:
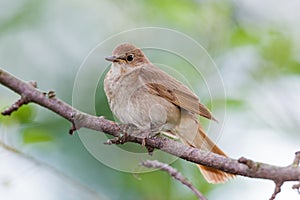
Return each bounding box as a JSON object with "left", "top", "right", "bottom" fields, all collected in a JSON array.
[{"left": 104, "top": 43, "right": 234, "bottom": 183}]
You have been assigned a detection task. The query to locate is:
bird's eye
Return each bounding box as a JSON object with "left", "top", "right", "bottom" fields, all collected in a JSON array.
[{"left": 126, "top": 54, "right": 134, "bottom": 62}]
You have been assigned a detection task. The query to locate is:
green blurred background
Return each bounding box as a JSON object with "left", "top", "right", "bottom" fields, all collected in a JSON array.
[{"left": 1, "top": 0, "right": 300, "bottom": 199}]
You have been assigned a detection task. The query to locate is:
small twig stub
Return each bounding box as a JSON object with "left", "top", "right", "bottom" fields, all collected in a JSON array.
[{"left": 1, "top": 96, "right": 30, "bottom": 115}]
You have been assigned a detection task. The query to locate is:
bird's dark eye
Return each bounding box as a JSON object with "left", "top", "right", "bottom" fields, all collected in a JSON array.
[{"left": 126, "top": 54, "right": 134, "bottom": 62}]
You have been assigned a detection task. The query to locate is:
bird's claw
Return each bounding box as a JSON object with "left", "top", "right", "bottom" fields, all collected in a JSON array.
[{"left": 104, "top": 132, "right": 128, "bottom": 145}]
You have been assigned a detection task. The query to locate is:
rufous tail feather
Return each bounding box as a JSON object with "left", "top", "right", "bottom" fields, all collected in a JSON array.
[{"left": 193, "top": 126, "right": 235, "bottom": 184}]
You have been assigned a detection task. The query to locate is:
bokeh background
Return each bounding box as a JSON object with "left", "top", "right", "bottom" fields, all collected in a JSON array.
[{"left": 1, "top": 0, "right": 300, "bottom": 199}]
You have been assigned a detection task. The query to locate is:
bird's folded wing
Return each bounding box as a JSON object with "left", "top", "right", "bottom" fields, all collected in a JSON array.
[
  {"left": 146, "top": 83, "right": 216, "bottom": 120},
  {"left": 139, "top": 65, "right": 216, "bottom": 121}
]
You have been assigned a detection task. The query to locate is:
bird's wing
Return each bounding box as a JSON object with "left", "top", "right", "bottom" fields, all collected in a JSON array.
[{"left": 138, "top": 65, "right": 216, "bottom": 121}]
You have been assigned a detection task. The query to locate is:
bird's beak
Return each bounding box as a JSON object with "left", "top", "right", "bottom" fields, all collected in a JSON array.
[{"left": 105, "top": 56, "right": 119, "bottom": 62}]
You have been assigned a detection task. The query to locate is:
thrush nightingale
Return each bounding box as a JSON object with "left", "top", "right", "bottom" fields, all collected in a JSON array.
[{"left": 104, "top": 43, "right": 234, "bottom": 183}]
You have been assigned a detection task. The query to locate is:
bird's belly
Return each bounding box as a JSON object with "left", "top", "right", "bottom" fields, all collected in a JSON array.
[{"left": 110, "top": 85, "right": 180, "bottom": 132}]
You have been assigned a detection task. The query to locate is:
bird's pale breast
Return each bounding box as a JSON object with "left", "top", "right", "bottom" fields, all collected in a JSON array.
[{"left": 104, "top": 66, "right": 180, "bottom": 132}]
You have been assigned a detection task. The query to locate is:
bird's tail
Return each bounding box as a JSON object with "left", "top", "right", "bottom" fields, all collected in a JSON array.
[{"left": 185, "top": 126, "right": 235, "bottom": 183}]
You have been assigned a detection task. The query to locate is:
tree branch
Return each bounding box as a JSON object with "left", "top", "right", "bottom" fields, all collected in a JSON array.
[
  {"left": 1, "top": 67, "right": 300, "bottom": 199},
  {"left": 141, "top": 160, "right": 207, "bottom": 200}
]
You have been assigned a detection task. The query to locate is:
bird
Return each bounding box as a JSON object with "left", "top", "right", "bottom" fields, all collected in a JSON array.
[{"left": 104, "top": 43, "right": 234, "bottom": 183}]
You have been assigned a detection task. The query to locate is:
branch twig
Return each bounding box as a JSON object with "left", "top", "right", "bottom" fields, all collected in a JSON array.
[
  {"left": 270, "top": 181, "right": 283, "bottom": 200},
  {"left": 1, "top": 81, "right": 36, "bottom": 115},
  {"left": 292, "top": 151, "right": 300, "bottom": 167},
  {"left": 141, "top": 160, "right": 207, "bottom": 200},
  {"left": 1, "top": 67, "right": 300, "bottom": 199}
]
